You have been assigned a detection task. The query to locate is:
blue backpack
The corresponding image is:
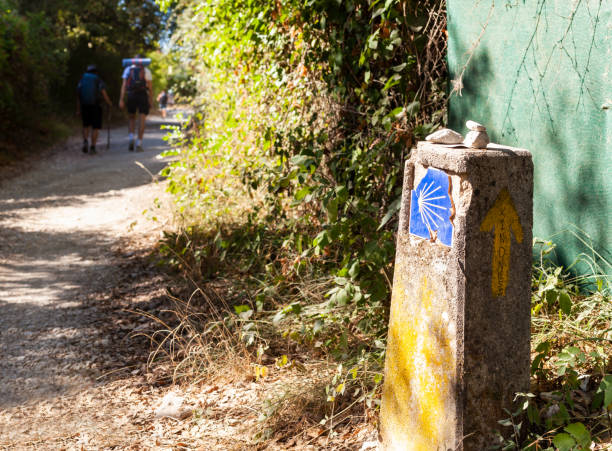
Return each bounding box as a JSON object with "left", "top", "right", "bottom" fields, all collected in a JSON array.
[{"left": 78, "top": 73, "right": 102, "bottom": 105}]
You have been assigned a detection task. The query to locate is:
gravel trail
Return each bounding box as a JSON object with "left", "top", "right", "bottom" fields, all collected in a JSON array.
[{"left": 0, "top": 115, "right": 176, "bottom": 447}]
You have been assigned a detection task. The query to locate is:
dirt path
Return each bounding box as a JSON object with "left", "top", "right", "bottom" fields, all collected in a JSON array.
[
  {"left": 0, "top": 115, "right": 179, "bottom": 448},
  {"left": 0, "top": 114, "right": 381, "bottom": 451}
]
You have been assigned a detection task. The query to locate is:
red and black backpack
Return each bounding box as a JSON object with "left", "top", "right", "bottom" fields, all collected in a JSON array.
[{"left": 126, "top": 64, "right": 147, "bottom": 94}]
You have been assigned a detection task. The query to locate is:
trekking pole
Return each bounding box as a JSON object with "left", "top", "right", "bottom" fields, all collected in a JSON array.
[{"left": 106, "top": 104, "right": 111, "bottom": 150}]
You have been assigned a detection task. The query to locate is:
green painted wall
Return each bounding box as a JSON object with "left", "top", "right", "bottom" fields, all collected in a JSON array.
[{"left": 447, "top": 0, "right": 611, "bottom": 273}]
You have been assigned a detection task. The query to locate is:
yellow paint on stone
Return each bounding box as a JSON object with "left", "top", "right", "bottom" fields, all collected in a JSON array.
[
  {"left": 480, "top": 188, "right": 523, "bottom": 297},
  {"left": 381, "top": 274, "right": 456, "bottom": 450}
]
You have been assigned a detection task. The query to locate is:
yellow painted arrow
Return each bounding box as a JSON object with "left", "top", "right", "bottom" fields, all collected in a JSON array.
[{"left": 480, "top": 188, "right": 523, "bottom": 297}]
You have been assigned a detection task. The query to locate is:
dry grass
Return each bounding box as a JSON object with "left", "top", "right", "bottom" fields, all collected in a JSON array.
[
  {"left": 134, "top": 251, "right": 383, "bottom": 449},
  {"left": 133, "top": 287, "right": 255, "bottom": 386}
]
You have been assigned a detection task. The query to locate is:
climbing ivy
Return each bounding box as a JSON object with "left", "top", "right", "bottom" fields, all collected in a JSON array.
[{"left": 158, "top": 0, "right": 447, "bottom": 332}]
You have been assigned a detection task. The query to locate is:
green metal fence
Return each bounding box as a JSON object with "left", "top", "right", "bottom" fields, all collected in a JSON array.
[{"left": 447, "top": 0, "right": 611, "bottom": 273}]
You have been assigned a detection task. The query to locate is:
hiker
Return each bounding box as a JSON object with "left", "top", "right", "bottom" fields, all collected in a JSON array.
[
  {"left": 76, "top": 65, "right": 112, "bottom": 154},
  {"left": 157, "top": 90, "right": 168, "bottom": 118},
  {"left": 119, "top": 56, "right": 153, "bottom": 151}
]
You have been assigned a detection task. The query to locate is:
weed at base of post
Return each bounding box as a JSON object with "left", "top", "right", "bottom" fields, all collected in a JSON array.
[{"left": 492, "top": 236, "right": 611, "bottom": 450}]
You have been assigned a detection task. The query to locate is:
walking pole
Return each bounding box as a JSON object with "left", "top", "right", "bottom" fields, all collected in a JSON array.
[{"left": 106, "top": 104, "right": 111, "bottom": 150}]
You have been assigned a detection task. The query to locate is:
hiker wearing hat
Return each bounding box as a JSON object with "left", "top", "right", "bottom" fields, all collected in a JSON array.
[
  {"left": 119, "top": 55, "right": 153, "bottom": 151},
  {"left": 76, "top": 64, "right": 112, "bottom": 154}
]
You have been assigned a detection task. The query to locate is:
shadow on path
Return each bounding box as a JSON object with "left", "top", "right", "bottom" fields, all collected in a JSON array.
[{"left": 0, "top": 113, "right": 182, "bottom": 409}]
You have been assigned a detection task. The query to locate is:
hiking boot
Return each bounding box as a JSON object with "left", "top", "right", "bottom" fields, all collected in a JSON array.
[
  {"left": 128, "top": 140, "right": 134, "bottom": 151},
  {"left": 82, "top": 139, "right": 88, "bottom": 153},
  {"left": 136, "top": 144, "right": 144, "bottom": 152}
]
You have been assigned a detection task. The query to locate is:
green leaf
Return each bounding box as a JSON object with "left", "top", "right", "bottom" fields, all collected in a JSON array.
[
  {"left": 295, "top": 186, "right": 311, "bottom": 201},
  {"left": 378, "top": 198, "right": 401, "bottom": 230},
  {"left": 552, "top": 433, "right": 576, "bottom": 451},
  {"left": 313, "top": 230, "right": 330, "bottom": 248},
  {"left": 558, "top": 290, "right": 572, "bottom": 315},
  {"left": 545, "top": 289, "right": 559, "bottom": 305},
  {"left": 255, "top": 294, "right": 265, "bottom": 312},
  {"left": 535, "top": 341, "right": 551, "bottom": 353},
  {"left": 334, "top": 277, "right": 348, "bottom": 286},
  {"left": 372, "top": 8, "right": 386, "bottom": 19},
  {"left": 531, "top": 353, "right": 545, "bottom": 374},
  {"left": 368, "top": 278, "right": 388, "bottom": 302},
  {"left": 389, "top": 107, "right": 404, "bottom": 117},
  {"left": 554, "top": 403, "right": 571, "bottom": 425},
  {"left": 527, "top": 403, "right": 540, "bottom": 425},
  {"left": 405, "top": 100, "right": 420, "bottom": 118},
  {"left": 564, "top": 422, "right": 591, "bottom": 447},
  {"left": 335, "top": 185, "right": 348, "bottom": 203},
  {"left": 326, "top": 197, "right": 339, "bottom": 222},
  {"left": 382, "top": 74, "right": 401, "bottom": 91},
  {"left": 155, "top": 0, "right": 175, "bottom": 13},
  {"left": 290, "top": 154, "right": 315, "bottom": 168},
  {"left": 364, "top": 241, "right": 379, "bottom": 259},
  {"left": 335, "top": 288, "right": 350, "bottom": 305},
  {"left": 282, "top": 303, "right": 302, "bottom": 315},
  {"left": 234, "top": 304, "right": 251, "bottom": 314},
  {"left": 594, "top": 375, "right": 612, "bottom": 410},
  {"left": 555, "top": 346, "right": 585, "bottom": 375}
]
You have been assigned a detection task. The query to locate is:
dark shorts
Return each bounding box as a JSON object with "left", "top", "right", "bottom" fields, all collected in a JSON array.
[
  {"left": 127, "top": 91, "right": 150, "bottom": 115},
  {"left": 81, "top": 104, "right": 103, "bottom": 129}
]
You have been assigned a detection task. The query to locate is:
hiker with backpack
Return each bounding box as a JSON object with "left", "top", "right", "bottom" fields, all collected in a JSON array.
[
  {"left": 119, "top": 55, "right": 153, "bottom": 152},
  {"left": 157, "top": 89, "right": 168, "bottom": 119},
  {"left": 76, "top": 65, "right": 112, "bottom": 154}
]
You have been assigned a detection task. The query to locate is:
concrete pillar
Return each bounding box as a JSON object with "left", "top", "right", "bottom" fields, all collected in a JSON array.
[{"left": 380, "top": 142, "right": 533, "bottom": 450}]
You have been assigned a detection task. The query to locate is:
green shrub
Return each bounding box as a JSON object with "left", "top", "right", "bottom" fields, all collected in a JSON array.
[
  {"left": 158, "top": 0, "right": 447, "bottom": 335},
  {"left": 0, "top": 1, "right": 66, "bottom": 135}
]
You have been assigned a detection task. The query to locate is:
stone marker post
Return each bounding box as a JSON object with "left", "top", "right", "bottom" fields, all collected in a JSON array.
[{"left": 380, "top": 142, "right": 533, "bottom": 450}]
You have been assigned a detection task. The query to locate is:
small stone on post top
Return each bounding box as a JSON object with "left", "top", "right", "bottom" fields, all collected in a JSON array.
[
  {"left": 466, "top": 120, "right": 486, "bottom": 131},
  {"left": 464, "top": 120, "right": 490, "bottom": 149},
  {"left": 425, "top": 128, "right": 464, "bottom": 145}
]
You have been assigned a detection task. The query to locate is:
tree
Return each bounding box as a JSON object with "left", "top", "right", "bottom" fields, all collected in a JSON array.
[{"left": 0, "top": 0, "right": 167, "bottom": 150}]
